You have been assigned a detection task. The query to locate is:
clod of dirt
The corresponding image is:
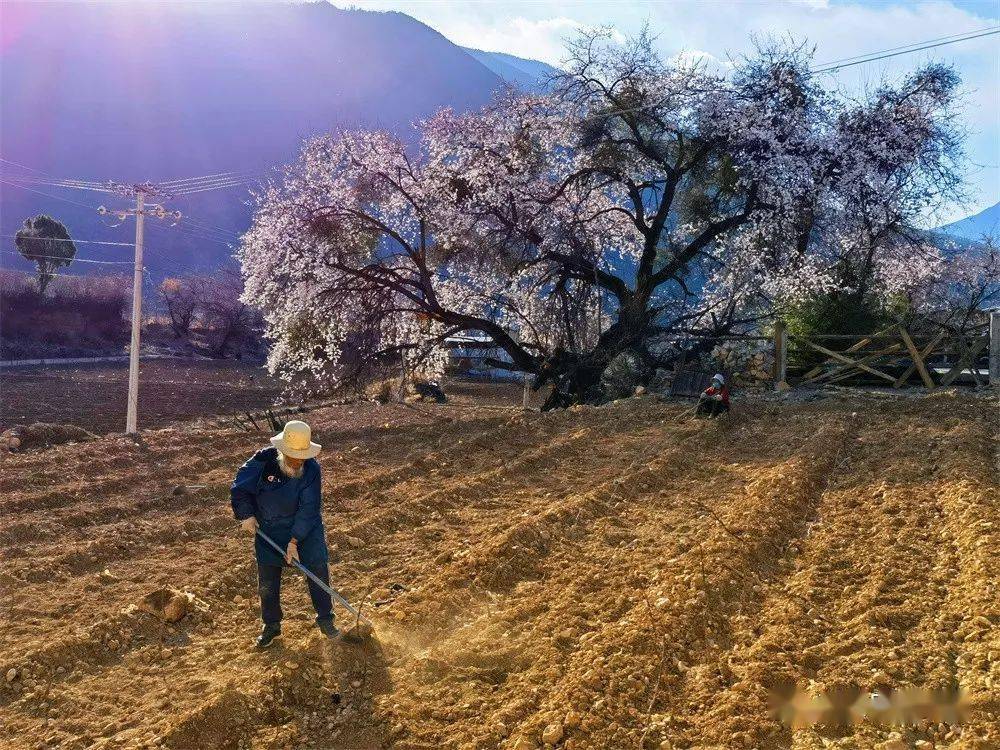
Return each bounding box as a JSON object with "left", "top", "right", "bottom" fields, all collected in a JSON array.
[
  {"left": 5, "top": 668, "right": 16, "bottom": 683},
  {"left": 541, "top": 722, "right": 563, "bottom": 744},
  {"left": 138, "top": 589, "right": 193, "bottom": 623},
  {"left": 340, "top": 622, "right": 374, "bottom": 643},
  {"left": 511, "top": 736, "right": 538, "bottom": 750},
  {"left": 3, "top": 422, "right": 97, "bottom": 451},
  {"left": 878, "top": 735, "right": 907, "bottom": 750},
  {"left": 171, "top": 485, "right": 188, "bottom": 496}
]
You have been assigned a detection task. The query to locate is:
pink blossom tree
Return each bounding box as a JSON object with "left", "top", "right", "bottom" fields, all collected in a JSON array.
[{"left": 239, "top": 29, "right": 964, "bottom": 405}]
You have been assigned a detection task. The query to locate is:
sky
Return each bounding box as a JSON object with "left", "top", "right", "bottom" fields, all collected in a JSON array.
[{"left": 346, "top": 0, "right": 999, "bottom": 225}]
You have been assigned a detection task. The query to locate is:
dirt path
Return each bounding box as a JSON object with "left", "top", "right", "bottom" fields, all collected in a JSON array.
[{"left": 0, "top": 392, "right": 996, "bottom": 749}]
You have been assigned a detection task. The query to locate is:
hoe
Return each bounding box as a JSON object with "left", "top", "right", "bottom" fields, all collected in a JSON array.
[{"left": 255, "top": 528, "right": 374, "bottom": 641}]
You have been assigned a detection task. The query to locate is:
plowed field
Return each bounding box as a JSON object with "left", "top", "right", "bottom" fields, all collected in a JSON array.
[{"left": 0, "top": 391, "right": 996, "bottom": 749}]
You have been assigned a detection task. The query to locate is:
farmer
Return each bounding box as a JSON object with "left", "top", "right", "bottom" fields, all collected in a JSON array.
[
  {"left": 230, "top": 420, "right": 338, "bottom": 648},
  {"left": 696, "top": 373, "right": 730, "bottom": 418}
]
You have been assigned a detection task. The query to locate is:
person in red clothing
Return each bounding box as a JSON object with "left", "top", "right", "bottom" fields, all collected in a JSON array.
[{"left": 696, "top": 373, "right": 730, "bottom": 418}]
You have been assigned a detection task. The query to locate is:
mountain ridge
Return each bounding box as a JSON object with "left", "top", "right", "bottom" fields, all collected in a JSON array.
[
  {"left": 461, "top": 48, "right": 561, "bottom": 92},
  {"left": 0, "top": 1, "right": 534, "bottom": 275},
  {"left": 935, "top": 201, "right": 999, "bottom": 242}
]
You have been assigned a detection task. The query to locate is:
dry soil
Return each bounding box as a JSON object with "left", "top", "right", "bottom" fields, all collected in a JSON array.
[{"left": 0, "top": 389, "right": 996, "bottom": 750}]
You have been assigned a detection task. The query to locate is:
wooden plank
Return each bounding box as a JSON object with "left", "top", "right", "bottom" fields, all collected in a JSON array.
[
  {"left": 805, "top": 344, "right": 903, "bottom": 385},
  {"left": 940, "top": 335, "right": 989, "bottom": 386},
  {"left": 793, "top": 338, "right": 898, "bottom": 383},
  {"left": 892, "top": 331, "right": 945, "bottom": 388},
  {"left": 897, "top": 326, "right": 935, "bottom": 390},
  {"left": 821, "top": 345, "right": 906, "bottom": 385},
  {"left": 799, "top": 327, "right": 892, "bottom": 380},
  {"left": 800, "top": 337, "right": 870, "bottom": 381}
]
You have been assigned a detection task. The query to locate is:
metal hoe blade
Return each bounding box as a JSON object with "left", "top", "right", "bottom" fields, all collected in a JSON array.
[{"left": 256, "top": 528, "right": 372, "bottom": 626}]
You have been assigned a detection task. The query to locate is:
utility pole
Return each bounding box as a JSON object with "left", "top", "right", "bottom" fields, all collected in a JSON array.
[
  {"left": 126, "top": 190, "right": 145, "bottom": 434},
  {"left": 99, "top": 182, "right": 181, "bottom": 434}
]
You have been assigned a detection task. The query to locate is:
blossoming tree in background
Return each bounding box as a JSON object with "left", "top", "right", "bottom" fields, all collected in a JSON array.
[{"left": 240, "top": 29, "right": 966, "bottom": 406}]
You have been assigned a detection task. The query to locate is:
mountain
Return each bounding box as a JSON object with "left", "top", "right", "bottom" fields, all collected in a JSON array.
[
  {"left": 462, "top": 48, "right": 561, "bottom": 92},
  {"left": 936, "top": 202, "right": 1000, "bottom": 242},
  {"left": 0, "top": 1, "right": 534, "bottom": 276}
]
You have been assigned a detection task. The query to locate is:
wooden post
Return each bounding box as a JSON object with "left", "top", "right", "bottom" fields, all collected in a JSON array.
[
  {"left": 773, "top": 321, "right": 787, "bottom": 388},
  {"left": 990, "top": 310, "right": 1000, "bottom": 386},
  {"left": 522, "top": 372, "right": 531, "bottom": 410}
]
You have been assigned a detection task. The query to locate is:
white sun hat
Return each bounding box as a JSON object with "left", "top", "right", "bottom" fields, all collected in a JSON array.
[
  {"left": 270, "top": 420, "right": 321, "bottom": 459},
  {"left": 712, "top": 373, "right": 725, "bottom": 384}
]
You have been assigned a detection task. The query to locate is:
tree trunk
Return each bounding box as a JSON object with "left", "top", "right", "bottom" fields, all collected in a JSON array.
[{"left": 37, "top": 270, "right": 53, "bottom": 296}]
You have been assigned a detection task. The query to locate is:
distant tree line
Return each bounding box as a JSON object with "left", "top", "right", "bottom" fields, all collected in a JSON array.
[{"left": 0, "top": 271, "right": 130, "bottom": 360}]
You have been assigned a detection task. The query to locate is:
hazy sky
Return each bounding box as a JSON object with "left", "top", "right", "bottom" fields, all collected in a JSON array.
[{"left": 346, "top": 0, "right": 999, "bottom": 223}]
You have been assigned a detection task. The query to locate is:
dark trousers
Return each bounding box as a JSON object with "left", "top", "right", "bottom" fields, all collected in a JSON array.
[
  {"left": 257, "top": 560, "right": 334, "bottom": 626},
  {"left": 696, "top": 397, "right": 729, "bottom": 418}
]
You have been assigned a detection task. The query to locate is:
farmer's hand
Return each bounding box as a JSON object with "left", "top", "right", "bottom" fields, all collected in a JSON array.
[
  {"left": 713, "top": 394, "right": 722, "bottom": 401},
  {"left": 285, "top": 539, "right": 300, "bottom": 565},
  {"left": 241, "top": 517, "right": 258, "bottom": 534}
]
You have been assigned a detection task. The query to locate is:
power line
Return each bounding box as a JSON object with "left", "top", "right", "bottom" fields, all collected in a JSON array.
[
  {"left": 172, "top": 179, "right": 261, "bottom": 195},
  {"left": 0, "top": 178, "right": 104, "bottom": 211},
  {"left": 812, "top": 27, "right": 1000, "bottom": 73},
  {"left": 0, "top": 268, "right": 124, "bottom": 279},
  {"left": 0, "top": 171, "right": 241, "bottom": 247},
  {"left": 0, "top": 156, "right": 268, "bottom": 201},
  {"left": 144, "top": 218, "right": 235, "bottom": 246},
  {"left": 813, "top": 25, "right": 1000, "bottom": 68},
  {"left": 159, "top": 170, "right": 255, "bottom": 187},
  {"left": 0, "top": 156, "right": 51, "bottom": 175},
  {"left": 176, "top": 217, "right": 239, "bottom": 241},
  {"left": 185, "top": 216, "right": 239, "bottom": 237},
  {"left": 1, "top": 250, "right": 134, "bottom": 265},
  {"left": 0, "top": 234, "right": 134, "bottom": 247},
  {"left": 160, "top": 202, "right": 241, "bottom": 238},
  {"left": 0, "top": 174, "right": 113, "bottom": 191},
  {"left": 584, "top": 26, "right": 1000, "bottom": 122},
  {"left": 174, "top": 222, "right": 237, "bottom": 242}
]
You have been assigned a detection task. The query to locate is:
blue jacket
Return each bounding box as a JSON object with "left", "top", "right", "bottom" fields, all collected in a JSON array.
[{"left": 230, "top": 446, "right": 328, "bottom": 567}]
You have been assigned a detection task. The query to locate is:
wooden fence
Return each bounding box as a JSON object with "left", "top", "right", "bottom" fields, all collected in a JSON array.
[{"left": 773, "top": 311, "right": 999, "bottom": 391}]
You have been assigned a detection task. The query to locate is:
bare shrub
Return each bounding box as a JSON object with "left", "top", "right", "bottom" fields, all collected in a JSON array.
[
  {"left": 155, "top": 271, "right": 263, "bottom": 358},
  {"left": 160, "top": 277, "right": 199, "bottom": 338},
  {"left": 198, "top": 270, "right": 261, "bottom": 358}
]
